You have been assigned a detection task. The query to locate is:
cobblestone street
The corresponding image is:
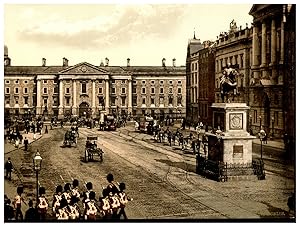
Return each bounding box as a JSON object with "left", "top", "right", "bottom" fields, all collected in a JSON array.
[{"left": 4, "top": 124, "right": 295, "bottom": 221}]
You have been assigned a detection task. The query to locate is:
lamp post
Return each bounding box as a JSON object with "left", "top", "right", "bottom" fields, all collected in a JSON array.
[
  {"left": 249, "top": 114, "right": 252, "bottom": 133},
  {"left": 271, "top": 117, "right": 274, "bottom": 139},
  {"left": 33, "top": 151, "right": 42, "bottom": 207},
  {"left": 258, "top": 128, "right": 266, "bottom": 159},
  {"left": 259, "top": 115, "right": 262, "bottom": 127}
]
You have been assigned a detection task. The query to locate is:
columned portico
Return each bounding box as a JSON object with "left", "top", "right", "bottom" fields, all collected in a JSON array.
[
  {"left": 72, "top": 80, "right": 77, "bottom": 116},
  {"left": 36, "top": 79, "right": 42, "bottom": 115},
  {"left": 58, "top": 80, "right": 64, "bottom": 117},
  {"left": 260, "top": 21, "right": 267, "bottom": 78},
  {"left": 105, "top": 79, "right": 110, "bottom": 114},
  {"left": 92, "top": 80, "right": 96, "bottom": 116},
  {"left": 251, "top": 24, "right": 260, "bottom": 81},
  {"left": 128, "top": 78, "right": 132, "bottom": 114},
  {"left": 270, "top": 18, "right": 277, "bottom": 82}
]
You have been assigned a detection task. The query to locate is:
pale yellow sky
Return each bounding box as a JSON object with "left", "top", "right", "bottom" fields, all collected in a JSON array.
[{"left": 4, "top": 2, "right": 253, "bottom": 66}]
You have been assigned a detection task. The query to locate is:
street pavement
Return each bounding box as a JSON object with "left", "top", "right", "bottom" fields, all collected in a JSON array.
[{"left": 4, "top": 132, "right": 43, "bottom": 214}]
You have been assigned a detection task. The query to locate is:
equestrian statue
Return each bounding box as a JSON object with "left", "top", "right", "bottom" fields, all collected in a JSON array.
[{"left": 220, "top": 63, "right": 240, "bottom": 103}]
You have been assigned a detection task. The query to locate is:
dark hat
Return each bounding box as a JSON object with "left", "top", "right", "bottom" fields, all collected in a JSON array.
[
  {"left": 86, "top": 182, "right": 93, "bottom": 190},
  {"left": 39, "top": 187, "right": 46, "bottom": 195},
  {"left": 64, "top": 183, "right": 71, "bottom": 192},
  {"left": 72, "top": 179, "right": 79, "bottom": 187},
  {"left": 56, "top": 185, "right": 63, "bottom": 193},
  {"left": 106, "top": 173, "right": 114, "bottom": 182},
  {"left": 89, "top": 191, "right": 96, "bottom": 200},
  {"left": 119, "top": 182, "right": 126, "bottom": 191}
]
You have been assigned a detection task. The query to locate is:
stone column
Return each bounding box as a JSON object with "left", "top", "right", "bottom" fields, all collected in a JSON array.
[
  {"left": 252, "top": 24, "right": 260, "bottom": 80},
  {"left": 260, "top": 21, "right": 267, "bottom": 80},
  {"left": 279, "top": 19, "right": 285, "bottom": 64},
  {"left": 270, "top": 19, "right": 277, "bottom": 82},
  {"left": 92, "top": 80, "right": 96, "bottom": 116},
  {"left": 36, "top": 79, "right": 41, "bottom": 115},
  {"left": 58, "top": 80, "right": 64, "bottom": 117},
  {"left": 105, "top": 79, "right": 110, "bottom": 114},
  {"left": 72, "top": 80, "right": 77, "bottom": 116},
  {"left": 128, "top": 78, "right": 132, "bottom": 114}
]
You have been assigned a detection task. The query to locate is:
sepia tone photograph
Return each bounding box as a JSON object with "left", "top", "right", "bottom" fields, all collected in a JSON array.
[{"left": 3, "top": 0, "right": 296, "bottom": 222}]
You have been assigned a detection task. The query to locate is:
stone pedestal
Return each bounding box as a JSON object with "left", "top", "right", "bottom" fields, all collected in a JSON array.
[{"left": 206, "top": 103, "right": 256, "bottom": 179}]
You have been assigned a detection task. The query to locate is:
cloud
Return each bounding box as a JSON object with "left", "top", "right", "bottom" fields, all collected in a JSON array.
[{"left": 17, "top": 5, "right": 187, "bottom": 50}]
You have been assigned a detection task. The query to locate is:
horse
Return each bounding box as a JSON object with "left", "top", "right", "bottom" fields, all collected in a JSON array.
[{"left": 220, "top": 65, "right": 240, "bottom": 102}]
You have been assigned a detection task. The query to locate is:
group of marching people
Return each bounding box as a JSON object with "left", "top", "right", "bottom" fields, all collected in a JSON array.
[{"left": 52, "top": 173, "right": 133, "bottom": 220}]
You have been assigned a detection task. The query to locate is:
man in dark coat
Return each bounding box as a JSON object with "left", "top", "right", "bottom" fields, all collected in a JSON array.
[
  {"left": 5, "top": 157, "right": 13, "bottom": 180},
  {"left": 25, "top": 200, "right": 38, "bottom": 221},
  {"left": 24, "top": 137, "right": 29, "bottom": 151}
]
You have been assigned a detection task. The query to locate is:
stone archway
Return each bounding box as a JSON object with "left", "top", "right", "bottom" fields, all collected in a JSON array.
[{"left": 79, "top": 102, "right": 91, "bottom": 118}]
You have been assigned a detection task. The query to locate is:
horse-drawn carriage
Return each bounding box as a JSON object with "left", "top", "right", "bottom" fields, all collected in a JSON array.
[
  {"left": 84, "top": 135, "right": 104, "bottom": 162},
  {"left": 62, "top": 128, "right": 78, "bottom": 147}
]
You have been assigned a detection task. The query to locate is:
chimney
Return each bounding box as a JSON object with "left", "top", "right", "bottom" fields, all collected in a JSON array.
[
  {"left": 63, "top": 57, "right": 68, "bottom": 66},
  {"left": 127, "top": 58, "right": 130, "bottom": 67},
  {"left": 105, "top": 57, "right": 109, "bottom": 66},
  {"left": 4, "top": 45, "right": 11, "bottom": 66},
  {"left": 172, "top": 58, "right": 176, "bottom": 67},
  {"left": 42, "top": 58, "right": 46, "bottom": 66},
  {"left": 100, "top": 60, "right": 104, "bottom": 67},
  {"left": 162, "top": 58, "right": 166, "bottom": 67}
]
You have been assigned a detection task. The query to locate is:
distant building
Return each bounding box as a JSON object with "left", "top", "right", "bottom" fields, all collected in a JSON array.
[{"left": 4, "top": 51, "right": 186, "bottom": 121}]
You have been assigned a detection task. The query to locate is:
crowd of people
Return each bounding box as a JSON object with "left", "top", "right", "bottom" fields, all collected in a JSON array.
[{"left": 4, "top": 173, "right": 133, "bottom": 221}]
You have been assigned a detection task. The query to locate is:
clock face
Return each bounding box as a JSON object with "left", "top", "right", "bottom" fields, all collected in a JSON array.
[{"left": 229, "top": 113, "right": 243, "bottom": 130}]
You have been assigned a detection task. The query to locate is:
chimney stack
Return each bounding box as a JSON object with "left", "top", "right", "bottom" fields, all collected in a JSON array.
[
  {"left": 127, "top": 58, "right": 130, "bottom": 67},
  {"left": 172, "top": 58, "right": 176, "bottom": 67},
  {"left": 105, "top": 57, "right": 109, "bottom": 66},
  {"left": 100, "top": 60, "right": 104, "bottom": 67},
  {"left": 63, "top": 57, "right": 68, "bottom": 66},
  {"left": 42, "top": 58, "right": 46, "bottom": 66},
  {"left": 162, "top": 58, "right": 166, "bottom": 67}
]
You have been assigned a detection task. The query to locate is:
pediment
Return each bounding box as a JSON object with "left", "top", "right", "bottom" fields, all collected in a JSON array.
[
  {"left": 249, "top": 4, "right": 271, "bottom": 16},
  {"left": 59, "top": 62, "right": 108, "bottom": 74}
]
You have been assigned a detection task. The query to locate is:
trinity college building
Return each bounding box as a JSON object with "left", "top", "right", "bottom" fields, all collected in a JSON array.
[{"left": 4, "top": 48, "right": 186, "bottom": 120}]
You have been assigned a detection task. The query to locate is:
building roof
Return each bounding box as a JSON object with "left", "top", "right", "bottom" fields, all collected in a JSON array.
[{"left": 4, "top": 62, "right": 186, "bottom": 76}]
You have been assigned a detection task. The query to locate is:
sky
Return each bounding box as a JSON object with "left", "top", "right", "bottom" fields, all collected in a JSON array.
[{"left": 3, "top": 1, "right": 254, "bottom": 67}]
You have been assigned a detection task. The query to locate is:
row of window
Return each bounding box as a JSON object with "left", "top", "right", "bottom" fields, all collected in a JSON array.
[
  {"left": 5, "top": 79, "right": 182, "bottom": 85},
  {"left": 5, "top": 86, "right": 182, "bottom": 95}
]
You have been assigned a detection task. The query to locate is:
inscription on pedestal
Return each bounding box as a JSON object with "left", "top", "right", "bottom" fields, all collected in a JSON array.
[
  {"left": 233, "top": 145, "right": 243, "bottom": 158},
  {"left": 229, "top": 113, "right": 243, "bottom": 130}
]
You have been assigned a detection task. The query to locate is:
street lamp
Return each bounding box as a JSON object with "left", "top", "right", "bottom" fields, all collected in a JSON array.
[
  {"left": 33, "top": 151, "right": 42, "bottom": 207},
  {"left": 259, "top": 116, "right": 262, "bottom": 127},
  {"left": 258, "top": 127, "right": 266, "bottom": 159},
  {"left": 271, "top": 117, "right": 274, "bottom": 139}
]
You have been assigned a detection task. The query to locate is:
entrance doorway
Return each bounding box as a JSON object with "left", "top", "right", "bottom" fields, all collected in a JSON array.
[{"left": 79, "top": 102, "right": 91, "bottom": 118}]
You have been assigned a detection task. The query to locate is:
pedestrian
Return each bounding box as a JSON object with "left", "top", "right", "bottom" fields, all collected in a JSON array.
[
  {"left": 287, "top": 193, "right": 295, "bottom": 213},
  {"left": 108, "top": 187, "right": 120, "bottom": 220},
  {"left": 5, "top": 157, "right": 13, "bottom": 181},
  {"left": 13, "top": 186, "right": 27, "bottom": 221},
  {"left": 25, "top": 200, "right": 38, "bottom": 221},
  {"left": 24, "top": 137, "right": 29, "bottom": 151},
  {"left": 106, "top": 173, "right": 120, "bottom": 194},
  {"left": 99, "top": 188, "right": 112, "bottom": 220},
  {"left": 56, "top": 198, "right": 69, "bottom": 220},
  {"left": 84, "top": 191, "right": 98, "bottom": 220},
  {"left": 37, "top": 187, "right": 49, "bottom": 220},
  {"left": 45, "top": 125, "right": 48, "bottom": 134},
  {"left": 33, "top": 133, "right": 37, "bottom": 140},
  {"left": 4, "top": 198, "right": 15, "bottom": 221},
  {"left": 82, "top": 182, "right": 94, "bottom": 211},
  {"left": 118, "top": 183, "right": 133, "bottom": 220},
  {"left": 15, "top": 138, "right": 20, "bottom": 149},
  {"left": 67, "top": 196, "right": 81, "bottom": 220},
  {"left": 52, "top": 185, "right": 63, "bottom": 216}
]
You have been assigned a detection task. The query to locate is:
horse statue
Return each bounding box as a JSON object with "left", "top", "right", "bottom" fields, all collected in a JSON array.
[{"left": 220, "top": 63, "right": 240, "bottom": 103}]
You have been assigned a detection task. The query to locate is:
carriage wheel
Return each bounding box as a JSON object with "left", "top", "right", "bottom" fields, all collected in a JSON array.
[{"left": 85, "top": 149, "right": 88, "bottom": 162}]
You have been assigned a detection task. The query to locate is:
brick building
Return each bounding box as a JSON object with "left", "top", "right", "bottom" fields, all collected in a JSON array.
[{"left": 4, "top": 50, "right": 186, "bottom": 121}]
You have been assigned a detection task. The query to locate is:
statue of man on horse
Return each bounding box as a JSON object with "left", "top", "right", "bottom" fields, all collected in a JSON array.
[{"left": 220, "top": 63, "right": 240, "bottom": 102}]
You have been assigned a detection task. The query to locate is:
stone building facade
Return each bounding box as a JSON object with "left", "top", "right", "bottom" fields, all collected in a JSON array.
[
  {"left": 4, "top": 51, "right": 186, "bottom": 121},
  {"left": 248, "top": 4, "right": 295, "bottom": 144}
]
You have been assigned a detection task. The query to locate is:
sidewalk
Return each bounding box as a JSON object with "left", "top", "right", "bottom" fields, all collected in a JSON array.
[
  {"left": 171, "top": 123, "right": 285, "bottom": 150},
  {"left": 4, "top": 131, "right": 43, "bottom": 215}
]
